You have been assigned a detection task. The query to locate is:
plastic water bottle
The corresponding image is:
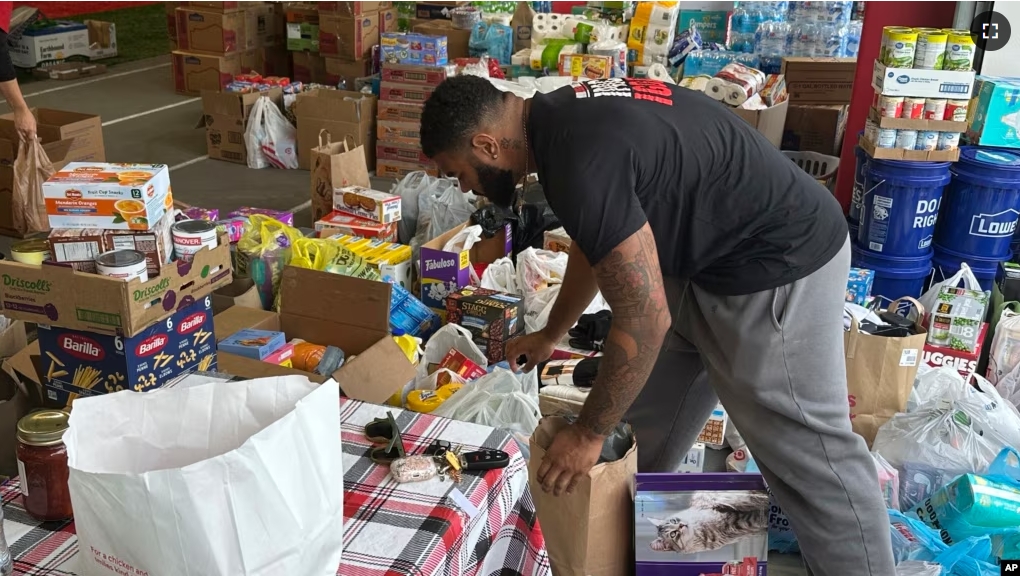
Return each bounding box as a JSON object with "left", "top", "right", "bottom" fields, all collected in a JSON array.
[{"left": 0, "top": 506, "right": 13, "bottom": 576}]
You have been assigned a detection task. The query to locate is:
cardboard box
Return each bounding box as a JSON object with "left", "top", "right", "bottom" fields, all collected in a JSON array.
[
  {"left": 324, "top": 57, "right": 373, "bottom": 88},
  {"left": 376, "top": 159, "right": 438, "bottom": 179},
  {"left": 872, "top": 61, "right": 976, "bottom": 99},
  {"left": 377, "top": 100, "right": 424, "bottom": 123},
  {"left": 377, "top": 120, "right": 421, "bottom": 145},
  {"left": 49, "top": 216, "right": 174, "bottom": 277},
  {"left": 543, "top": 227, "right": 571, "bottom": 253},
  {"left": 414, "top": 2, "right": 469, "bottom": 20},
  {"left": 172, "top": 50, "right": 244, "bottom": 95},
  {"left": 291, "top": 50, "right": 328, "bottom": 83},
  {"left": 244, "top": 45, "right": 292, "bottom": 77},
  {"left": 43, "top": 163, "right": 172, "bottom": 230},
  {"left": 0, "top": 233, "right": 232, "bottom": 337},
  {"left": 412, "top": 20, "right": 470, "bottom": 60},
  {"left": 213, "top": 266, "right": 417, "bottom": 404},
  {"left": 167, "top": 1, "right": 181, "bottom": 48},
  {"left": 186, "top": 1, "right": 248, "bottom": 11},
  {"left": 0, "top": 321, "right": 31, "bottom": 478},
  {"left": 317, "top": 1, "right": 388, "bottom": 16},
  {"left": 202, "top": 88, "right": 284, "bottom": 164},
  {"left": 380, "top": 7, "right": 399, "bottom": 33},
  {"left": 782, "top": 104, "right": 848, "bottom": 155},
  {"left": 377, "top": 141, "right": 431, "bottom": 165},
  {"left": 316, "top": 210, "right": 399, "bottom": 242},
  {"left": 444, "top": 286, "right": 524, "bottom": 341},
  {"left": 558, "top": 53, "right": 612, "bottom": 80},
  {"left": 211, "top": 277, "right": 262, "bottom": 315},
  {"left": 380, "top": 62, "right": 453, "bottom": 86},
  {"left": 967, "top": 76, "right": 1020, "bottom": 148},
  {"left": 31, "top": 62, "right": 107, "bottom": 81},
  {"left": 780, "top": 57, "right": 857, "bottom": 104},
  {"left": 175, "top": 8, "right": 248, "bottom": 53},
  {"left": 249, "top": 3, "right": 285, "bottom": 47},
  {"left": 295, "top": 89, "right": 377, "bottom": 170},
  {"left": 320, "top": 12, "right": 380, "bottom": 60},
  {"left": 333, "top": 185, "right": 401, "bottom": 223},
  {"left": 420, "top": 221, "right": 512, "bottom": 314},
  {"left": 0, "top": 108, "right": 104, "bottom": 163},
  {"left": 10, "top": 21, "right": 90, "bottom": 68},
  {"left": 36, "top": 298, "right": 217, "bottom": 407},
  {"left": 380, "top": 31, "right": 447, "bottom": 66},
  {"left": 0, "top": 139, "right": 74, "bottom": 237},
  {"left": 859, "top": 134, "right": 961, "bottom": 162},
  {"left": 85, "top": 20, "right": 118, "bottom": 60},
  {"left": 867, "top": 106, "right": 968, "bottom": 133},
  {"left": 285, "top": 5, "right": 319, "bottom": 51},
  {"left": 731, "top": 99, "right": 789, "bottom": 149}
]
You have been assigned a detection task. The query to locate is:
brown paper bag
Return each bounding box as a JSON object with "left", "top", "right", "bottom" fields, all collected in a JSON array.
[
  {"left": 845, "top": 297, "right": 928, "bottom": 447},
  {"left": 309, "top": 129, "right": 370, "bottom": 222},
  {"left": 12, "top": 138, "right": 55, "bottom": 236},
  {"left": 529, "top": 416, "right": 636, "bottom": 576}
]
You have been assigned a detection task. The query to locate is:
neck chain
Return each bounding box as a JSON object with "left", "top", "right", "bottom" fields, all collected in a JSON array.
[{"left": 516, "top": 108, "right": 530, "bottom": 213}]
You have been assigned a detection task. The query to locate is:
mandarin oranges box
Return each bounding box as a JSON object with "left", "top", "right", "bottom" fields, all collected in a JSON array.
[{"left": 43, "top": 163, "right": 172, "bottom": 230}]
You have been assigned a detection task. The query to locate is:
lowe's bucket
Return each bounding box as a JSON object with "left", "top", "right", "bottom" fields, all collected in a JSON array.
[
  {"left": 849, "top": 139, "right": 867, "bottom": 225},
  {"left": 934, "top": 147, "right": 1020, "bottom": 261},
  {"left": 931, "top": 244, "right": 1003, "bottom": 292},
  {"left": 851, "top": 244, "right": 933, "bottom": 307},
  {"left": 858, "top": 159, "right": 952, "bottom": 257}
]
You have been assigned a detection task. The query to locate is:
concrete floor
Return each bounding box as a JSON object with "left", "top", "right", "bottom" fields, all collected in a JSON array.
[{"left": 0, "top": 55, "right": 810, "bottom": 575}]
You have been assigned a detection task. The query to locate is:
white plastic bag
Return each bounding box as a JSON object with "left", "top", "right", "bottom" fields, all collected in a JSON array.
[
  {"left": 432, "top": 367, "right": 541, "bottom": 435},
  {"left": 987, "top": 303, "right": 1020, "bottom": 385},
  {"left": 517, "top": 248, "right": 567, "bottom": 293},
  {"left": 443, "top": 224, "right": 483, "bottom": 253},
  {"left": 416, "top": 368, "right": 467, "bottom": 391},
  {"left": 427, "top": 181, "right": 476, "bottom": 241},
  {"left": 919, "top": 262, "right": 982, "bottom": 313},
  {"left": 480, "top": 257, "right": 519, "bottom": 294},
  {"left": 244, "top": 96, "right": 299, "bottom": 169},
  {"left": 895, "top": 562, "right": 942, "bottom": 576},
  {"left": 995, "top": 360, "right": 1020, "bottom": 408},
  {"left": 391, "top": 171, "right": 433, "bottom": 244},
  {"left": 66, "top": 376, "right": 343, "bottom": 576}
]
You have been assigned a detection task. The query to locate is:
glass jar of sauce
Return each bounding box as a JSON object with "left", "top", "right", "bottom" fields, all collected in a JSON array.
[{"left": 16, "top": 410, "right": 73, "bottom": 522}]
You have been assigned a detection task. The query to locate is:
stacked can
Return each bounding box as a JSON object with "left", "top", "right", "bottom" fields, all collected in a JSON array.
[{"left": 879, "top": 26, "right": 975, "bottom": 72}]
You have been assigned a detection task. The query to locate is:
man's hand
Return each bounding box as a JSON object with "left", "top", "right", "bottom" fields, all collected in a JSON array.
[
  {"left": 13, "top": 107, "right": 36, "bottom": 142},
  {"left": 506, "top": 329, "right": 557, "bottom": 372},
  {"left": 536, "top": 424, "right": 605, "bottom": 496}
]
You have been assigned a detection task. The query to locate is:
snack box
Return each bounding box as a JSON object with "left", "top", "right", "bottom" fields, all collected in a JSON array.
[
  {"left": 436, "top": 348, "right": 487, "bottom": 381},
  {"left": 48, "top": 215, "right": 174, "bottom": 278},
  {"left": 558, "top": 53, "right": 612, "bottom": 80},
  {"left": 0, "top": 232, "right": 232, "bottom": 337},
  {"left": 377, "top": 120, "right": 422, "bottom": 146},
  {"left": 218, "top": 328, "right": 287, "bottom": 360},
  {"left": 634, "top": 473, "right": 769, "bottom": 576},
  {"left": 264, "top": 341, "right": 295, "bottom": 367},
  {"left": 697, "top": 404, "right": 727, "bottom": 448},
  {"left": 377, "top": 100, "right": 425, "bottom": 123},
  {"left": 333, "top": 185, "right": 402, "bottom": 224},
  {"left": 36, "top": 296, "right": 216, "bottom": 408},
  {"left": 330, "top": 234, "right": 412, "bottom": 289},
  {"left": 444, "top": 286, "right": 523, "bottom": 342},
  {"left": 846, "top": 267, "right": 875, "bottom": 305},
  {"left": 380, "top": 62, "right": 454, "bottom": 86},
  {"left": 316, "top": 210, "right": 399, "bottom": 242},
  {"left": 376, "top": 158, "right": 439, "bottom": 179},
  {"left": 471, "top": 334, "right": 513, "bottom": 365},
  {"left": 43, "top": 162, "right": 172, "bottom": 230},
  {"left": 376, "top": 141, "right": 431, "bottom": 165},
  {"left": 380, "top": 81, "right": 437, "bottom": 103},
  {"left": 380, "top": 32, "right": 448, "bottom": 66}
]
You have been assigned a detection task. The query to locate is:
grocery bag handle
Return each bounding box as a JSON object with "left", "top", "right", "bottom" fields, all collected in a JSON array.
[
  {"left": 318, "top": 128, "right": 331, "bottom": 148},
  {"left": 885, "top": 297, "right": 925, "bottom": 329}
]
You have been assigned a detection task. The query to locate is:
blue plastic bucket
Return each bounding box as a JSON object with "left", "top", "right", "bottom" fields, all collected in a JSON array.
[
  {"left": 931, "top": 244, "right": 1004, "bottom": 292},
  {"left": 934, "top": 147, "right": 1020, "bottom": 261},
  {"left": 858, "top": 159, "right": 952, "bottom": 257},
  {"left": 851, "top": 245, "right": 933, "bottom": 307},
  {"left": 849, "top": 137, "right": 867, "bottom": 225}
]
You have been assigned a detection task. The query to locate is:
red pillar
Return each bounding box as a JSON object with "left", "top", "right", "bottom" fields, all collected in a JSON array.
[{"left": 835, "top": 1, "right": 960, "bottom": 212}]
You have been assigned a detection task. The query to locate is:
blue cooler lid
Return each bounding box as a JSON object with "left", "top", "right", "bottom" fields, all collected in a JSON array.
[{"left": 958, "top": 146, "right": 1020, "bottom": 171}]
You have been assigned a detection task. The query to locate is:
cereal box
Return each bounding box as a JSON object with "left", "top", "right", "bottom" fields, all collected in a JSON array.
[
  {"left": 36, "top": 296, "right": 217, "bottom": 408},
  {"left": 315, "top": 210, "right": 398, "bottom": 242},
  {"left": 445, "top": 286, "right": 524, "bottom": 342},
  {"left": 217, "top": 329, "right": 287, "bottom": 360},
  {"left": 43, "top": 163, "right": 172, "bottom": 230},
  {"left": 333, "top": 186, "right": 402, "bottom": 224},
  {"left": 846, "top": 267, "right": 875, "bottom": 305}
]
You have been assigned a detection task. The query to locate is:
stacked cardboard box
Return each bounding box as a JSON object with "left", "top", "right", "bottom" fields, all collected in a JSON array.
[
  {"left": 202, "top": 87, "right": 284, "bottom": 165},
  {"left": 287, "top": 3, "right": 324, "bottom": 83},
  {"left": 294, "top": 89, "right": 377, "bottom": 170},
  {"left": 316, "top": 2, "right": 391, "bottom": 88},
  {"left": 172, "top": 1, "right": 286, "bottom": 95},
  {"left": 375, "top": 61, "right": 451, "bottom": 178},
  {"left": 779, "top": 57, "right": 854, "bottom": 156}
]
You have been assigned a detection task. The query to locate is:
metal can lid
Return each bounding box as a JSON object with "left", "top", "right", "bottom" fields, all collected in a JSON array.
[
  {"left": 172, "top": 219, "right": 216, "bottom": 235},
  {"left": 17, "top": 410, "right": 70, "bottom": 446},
  {"left": 11, "top": 239, "right": 50, "bottom": 254},
  {"left": 95, "top": 249, "right": 146, "bottom": 268}
]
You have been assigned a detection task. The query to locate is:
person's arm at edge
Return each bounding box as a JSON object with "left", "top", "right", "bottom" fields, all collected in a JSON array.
[
  {"left": 0, "top": 31, "right": 34, "bottom": 140},
  {"left": 574, "top": 223, "right": 671, "bottom": 438}
]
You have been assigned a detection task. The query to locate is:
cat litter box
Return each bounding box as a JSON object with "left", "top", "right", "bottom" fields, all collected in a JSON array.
[{"left": 635, "top": 473, "right": 769, "bottom": 576}]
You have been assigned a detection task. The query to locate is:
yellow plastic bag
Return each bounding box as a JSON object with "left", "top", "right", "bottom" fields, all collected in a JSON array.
[
  {"left": 291, "top": 238, "right": 340, "bottom": 271},
  {"left": 236, "top": 215, "right": 301, "bottom": 310}
]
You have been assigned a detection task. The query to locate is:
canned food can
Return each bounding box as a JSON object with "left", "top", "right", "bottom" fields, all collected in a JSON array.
[
  {"left": 901, "top": 97, "right": 926, "bottom": 119},
  {"left": 878, "top": 95, "right": 904, "bottom": 118},
  {"left": 172, "top": 220, "right": 218, "bottom": 262},
  {"left": 944, "top": 32, "right": 976, "bottom": 71},
  {"left": 937, "top": 132, "right": 961, "bottom": 150},
  {"left": 95, "top": 249, "right": 149, "bottom": 283},
  {"left": 944, "top": 99, "right": 969, "bottom": 122},
  {"left": 876, "top": 128, "right": 898, "bottom": 148},
  {"left": 923, "top": 98, "right": 947, "bottom": 120},
  {"left": 895, "top": 130, "right": 918, "bottom": 150},
  {"left": 10, "top": 239, "right": 51, "bottom": 265},
  {"left": 880, "top": 27, "right": 918, "bottom": 67},
  {"left": 916, "top": 131, "right": 940, "bottom": 151},
  {"left": 912, "top": 28, "right": 948, "bottom": 69}
]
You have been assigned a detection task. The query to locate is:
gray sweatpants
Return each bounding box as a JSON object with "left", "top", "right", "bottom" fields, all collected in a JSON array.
[{"left": 624, "top": 238, "right": 895, "bottom": 576}]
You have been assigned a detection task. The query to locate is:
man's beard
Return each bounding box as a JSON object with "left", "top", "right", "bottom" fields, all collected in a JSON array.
[{"left": 472, "top": 160, "right": 517, "bottom": 208}]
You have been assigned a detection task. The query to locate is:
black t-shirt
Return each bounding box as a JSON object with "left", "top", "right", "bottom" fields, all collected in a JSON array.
[{"left": 527, "top": 78, "right": 848, "bottom": 296}]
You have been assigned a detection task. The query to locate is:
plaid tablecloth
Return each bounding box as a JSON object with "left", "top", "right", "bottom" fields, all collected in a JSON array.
[{"left": 0, "top": 398, "right": 551, "bottom": 576}]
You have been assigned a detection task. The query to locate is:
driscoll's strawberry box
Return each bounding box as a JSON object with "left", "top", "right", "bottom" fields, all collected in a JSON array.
[{"left": 36, "top": 296, "right": 217, "bottom": 408}]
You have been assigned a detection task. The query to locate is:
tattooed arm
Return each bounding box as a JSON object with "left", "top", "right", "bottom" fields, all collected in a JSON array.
[{"left": 575, "top": 223, "right": 671, "bottom": 437}]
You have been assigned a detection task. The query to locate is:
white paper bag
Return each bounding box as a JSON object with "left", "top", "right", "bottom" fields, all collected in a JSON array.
[{"left": 65, "top": 376, "right": 344, "bottom": 576}]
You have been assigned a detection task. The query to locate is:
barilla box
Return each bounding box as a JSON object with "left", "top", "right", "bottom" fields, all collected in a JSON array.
[
  {"left": 696, "top": 403, "right": 727, "bottom": 448},
  {"left": 377, "top": 141, "right": 431, "bottom": 165},
  {"left": 380, "top": 32, "right": 448, "bottom": 66},
  {"left": 377, "top": 120, "right": 421, "bottom": 145},
  {"left": 217, "top": 328, "right": 286, "bottom": 360},
  {"left": 316, "top": 210, "right": 398, "bottom": 242},
  {"left": 926, "top": 286, "right": 989, "bottom": 354},
  {"left": 846, "top": 267, "right": 875, "bottom": 305},
  {"left": 0, "top": 232, "right": 232, "bottom": 337},
  {"left": 43, "top": 163, "right": 172, "bottom": 230},
  {"left": 967, "top": 76, "right": 1020, "bottom": 148},
  {"left": 377, "top": 100, "right": 425, "bottom": 123},
  {"left": 445, "top": 286, "right": 523, "bottom": 342},
  {"left": 543, "top": 227, "right": 571, "bottom": 253},
  {"left": 872, "top": 61, "right": 976, "bottom": 99},
  {"left": 678, "top": 442, "right": 706, "bottom": 474},
  {"left": 420, "top": 222, "right": 513, "bottom": 315},
  {"left": 333, "top": 185, "right": 402, "bottom": 224},
  {"left": 923, "top": 323, "right": 989, "bottom": 377},
  {"left": 263, "top": 341, "right": 295, "bottom": 367},
  {"left": 437, "top": 348, "right": 487, "bottom": 381},
  {"left": 380, "top": 62, "right": 454, "bottom": 86},
  {"left": 36, "top": 296, "right": 217, "bottom": 408},
  {"left": 635, "top": 473, "right": 768, "bottom": 576},
  {"left": 380, "top": 81, "right": 437, "bottom": 103}
]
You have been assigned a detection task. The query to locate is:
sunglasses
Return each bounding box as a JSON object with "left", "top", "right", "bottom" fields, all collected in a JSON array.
[{"left": 364, "top": 412, "right": 407, "bottom": 465}]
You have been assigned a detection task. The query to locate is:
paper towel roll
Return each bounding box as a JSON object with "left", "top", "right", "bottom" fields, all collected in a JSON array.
[
  {"left": 724, "top": 84, "right": 750, "bottom": 106},
  {"left": 647, "top": 63, "right": 676, "bottom": 84},
  {"left": 532, "top": 23, "right": 550, "bottom": 44},
  {"left": 648, "top": 3, "right": 676, "bottom": 25},
  {"left": 705, "top": 78, "right": 729, "bottom": 101},
  {"left": 645, "top": 24, "right": 674, "bottom": 50}
]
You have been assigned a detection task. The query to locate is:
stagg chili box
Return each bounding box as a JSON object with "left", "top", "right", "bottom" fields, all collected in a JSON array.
[
  {"left": 36, "top": 296, "right": 217, "bottom": 407},
  {"left": 419, "top": 222, "right": 512, "bottom": 316},
  {"left": 0, "top": 232, "right": 231, "bottom": 337},
  {"left": 445, "top": 286, "right": 523, "bottom": 341}
]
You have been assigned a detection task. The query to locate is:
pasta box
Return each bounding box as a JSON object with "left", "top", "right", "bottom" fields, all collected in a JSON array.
[
  {"left": 36, "top": 296, "right": 217, "bottom": 408},
  {"left": 444, "top": 286, "right": 523, "bottom": 342},
  {"left": 635, "top": 473, "right": 769, "bottom": 576},
  {"left": 419, "top": 222, "right": 512, "bottom": 316}
]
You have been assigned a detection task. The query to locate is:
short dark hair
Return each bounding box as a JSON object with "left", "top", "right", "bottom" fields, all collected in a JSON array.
[{"left": 420, "top": 75, "right": 505, "bottom": 158}]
